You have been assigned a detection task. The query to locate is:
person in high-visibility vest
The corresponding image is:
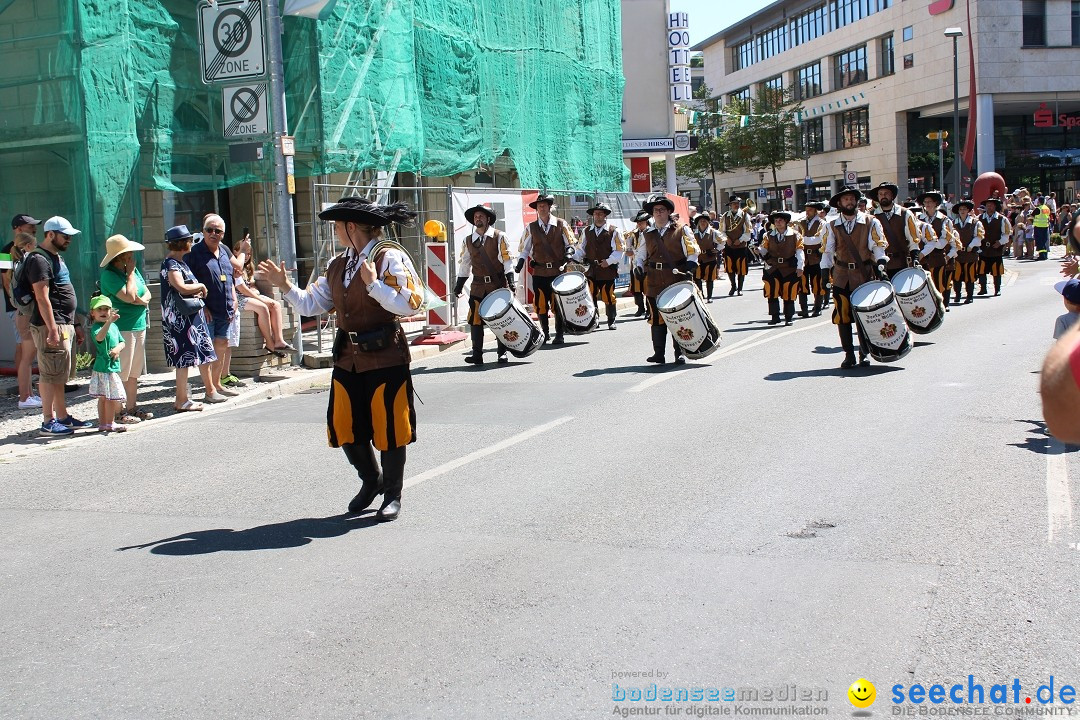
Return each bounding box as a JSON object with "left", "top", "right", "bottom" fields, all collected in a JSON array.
[{"left": 1033, "top": 204, "right": 1051, "bottom": 261}]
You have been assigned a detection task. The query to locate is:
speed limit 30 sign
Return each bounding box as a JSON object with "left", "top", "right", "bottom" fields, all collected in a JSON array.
[{"left": 199, "top": 0, "right": 267, "bottom": 84}]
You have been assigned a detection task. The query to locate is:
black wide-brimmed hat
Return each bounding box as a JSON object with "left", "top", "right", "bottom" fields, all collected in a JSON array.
[
  {"left": 633, "top": 210, "right": 651, "bottom": 223},
  {"left": 692, "top": 213, "right": 712, "bottom": 225},
  {"left": 981, "top": 193, "right": 1005, "bottom": 208},
  {"left": 165, "top": 225, "right": 193, "bottom": 243},
  {"left": 464, "top": 204, "right": 497, "bottom": 225},
  {"left": 917, "top": 190, "right": 944, "bottom": 205},
  {"left": 586, "top": 202, "right": 612, "bottom": 216},
  {"left": 902, "top": 199, "right": 918, "bottom": 209},
  {"left": 529, "top": 193, "right": 556, "bottom": 209},
  {"left": 953, "top": 199, "right": 975, "bottom": 212},
  {"left": 318, "top": 197, "right": 417, "bottom": 227},
  {"left": 643, "top": 194, "right": 675, "bottom": 213},
  {"left": 870, "top": 182, "right": 900, "bottom": 202},
  {"left": 829, "top": 186, "right": 862, "bottom": 208},
  {"left": 769, "top": 211, "right": 792, "bottom": 223},
  {"left": 727, "top": 196, "right": 744, "bottom": 206},
  {"left": 803, "top": 201, "right": 827, "bottom": 211}
]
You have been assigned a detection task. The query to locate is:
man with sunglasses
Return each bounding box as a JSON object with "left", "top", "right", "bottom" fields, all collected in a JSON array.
[{"left": 184, "top": 214, "right": 238, "bottom": 402}]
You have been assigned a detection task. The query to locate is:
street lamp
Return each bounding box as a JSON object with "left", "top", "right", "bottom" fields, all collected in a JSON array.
[{"left": 945, "top": 27, "right": 964, "bottom": 201}]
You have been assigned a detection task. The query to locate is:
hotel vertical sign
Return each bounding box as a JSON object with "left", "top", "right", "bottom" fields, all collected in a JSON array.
[{"left": 668, "top": 12, "right": 692, "bottom": 102}]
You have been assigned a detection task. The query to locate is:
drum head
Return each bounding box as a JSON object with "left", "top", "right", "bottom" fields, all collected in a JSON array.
[
  {"left": 892, "top": 268, "right": 925, "bottom": 294},
  {"left": 851, "top": 281, "right": 893, "bottom": 308},
  {"left": 657, "top": 282, "right": 695, "bottom": 311},
  {"left": 479, "top": 288, "right": 512, "bottom": 318},
  {"left": 552, "top": 271, "right": 586, "bottom": 293}
]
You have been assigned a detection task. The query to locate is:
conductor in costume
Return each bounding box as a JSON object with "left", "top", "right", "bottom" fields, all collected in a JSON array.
[
  {"left": 819, "top": 187, "right": 889, "bottom": 370},
  {"left": 574, "top": 201, "right": 624, "bottom": 330},
  {"left": 634, "top": 194, "right": 700, "bottom": 365},
  {"left": 759, "top": 210, "right": 805, "bottom": 326},
  {"left": 454, "top": 204, "right": 515, "bottom": 365},
  {"left": 515, "top": 193, "right": 576, "bottom": 344},
  {"left": 260, "top": 197, "right": 421, "bottom": 521},
  {"left": 721, "top": 196, "right": 753, "bottom": 296}
]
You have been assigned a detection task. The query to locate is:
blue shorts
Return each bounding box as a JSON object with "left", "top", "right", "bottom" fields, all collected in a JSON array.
[{"left": 207, "top": 311, "right": 233, "bottom": 340}]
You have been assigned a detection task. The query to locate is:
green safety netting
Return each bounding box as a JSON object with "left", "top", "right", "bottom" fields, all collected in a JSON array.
[{"left": 0, "top": 0, "right": 627, "bottom": 306}]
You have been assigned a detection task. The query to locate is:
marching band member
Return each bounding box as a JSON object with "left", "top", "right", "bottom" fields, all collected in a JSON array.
[
  {"left": 575, "top": 202, "right": 623, "bottom": 330},
  {"left": 625, "top": 210, "right": 651, "bottom": 317},
  {"left": 759, "top": 211, "right": 805, "bottom": 326},
  {"left": 915, "top": 191, "right": 956, "bottom": 311},
  {"left": 259, "top": 197, "right": 420, "bottom": 522},
  {"left": 820, "top": 187, "right": 889, "bottom": 370},
  {"left": 634, "top": 194, "right": 699, "bottom": 365},
  {"left": 720, "top": 196, "right": 753, "bottom": 296},
  {"left": 797, "top": 200, "right": 828, "bottom": 317},
  {"left": 977, "top": 195, "right": 1012, "bottom": 297},
  {"left": 951, "top": 199, "right": 983, "bottom": 305},
  {"left": 454, "top": 204, "right": 515, "bottom": 365},
  {"left": 870, "top": 182, "right": 920, "bottom": 279},
  {"left": 515, "top": 193, "right": 576, "bottom": 345},
  {"left": 692, "top": 213, "right": 724, "bottom": 303}
]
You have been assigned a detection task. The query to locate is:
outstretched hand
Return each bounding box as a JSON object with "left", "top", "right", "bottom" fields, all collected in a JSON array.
[
  {"left": 1062, "top": 256, "right": 1078, "bottom": 278},
  {"left": 258, "top": 260, "right": 289, "bottom": 289}
]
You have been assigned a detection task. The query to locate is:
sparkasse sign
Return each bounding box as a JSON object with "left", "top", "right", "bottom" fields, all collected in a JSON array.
[{"left": 1034, "top": 103, "right": 1080, "bottom": 129}]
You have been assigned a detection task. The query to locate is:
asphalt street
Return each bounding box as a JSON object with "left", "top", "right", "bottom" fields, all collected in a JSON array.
[{"left": 2, "top": 253, "right": 1078, "bottom": 718}]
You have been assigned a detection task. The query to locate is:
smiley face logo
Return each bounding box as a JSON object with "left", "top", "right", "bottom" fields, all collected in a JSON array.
[{"left": 848, "top": 678, "right": 876, "bottom": 708}]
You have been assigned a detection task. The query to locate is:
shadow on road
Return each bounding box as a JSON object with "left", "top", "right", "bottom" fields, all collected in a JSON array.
[
  {"left": 764, "top": 365, "right": 903, "bottom": 381},
  {"left": 573, "top": 363, "right": 709, "bottom": 378},
  {"left": 811, "top": 345, "right": 843, "bottom": 354},
  {"left": 116, "top": 513, "right": 380, "bottom": 555},
  {"left": 1010, "top": 420, "right": 1080, "bottom": 455},
  {"left": 413, "top": 361, "right": 532, "bottom": 375}
]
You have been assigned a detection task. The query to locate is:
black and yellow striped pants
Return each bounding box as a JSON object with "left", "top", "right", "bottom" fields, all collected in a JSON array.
[{"left": 327, "top": 364, "right": 416, "bottom": 451}]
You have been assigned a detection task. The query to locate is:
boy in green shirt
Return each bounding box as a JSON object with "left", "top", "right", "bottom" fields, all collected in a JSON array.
[{"left": 89, "top": 295, "right": 127, "bottom": 433}]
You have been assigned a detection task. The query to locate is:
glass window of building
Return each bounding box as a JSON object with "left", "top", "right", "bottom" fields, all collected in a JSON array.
[
  {"left": 1023, "top": 0, "right": 1046, "bottom": 46},
  {"left": 879, "top": 35, "right": 894, "bottom": 77},
  {"left": 902, "top": 25, "right": 913, "bottom": 42},
  {"left": 837, "top": 107, "right": 870, "bottom": 149},
  {"left": 756, "top": 24, "right": 788, "bottom": 63},
  {"left": 903, "top": 53, "right": 914, "bottom": 69},
  {"left": 833, "top": 0, "right": 891, "bottom": 31},
  {"left": 833, "top": 45, "right": 868, "bottom": 89},
  {"left": 1072, "top": 2, "right": 1080, "bottom": 45},
  {"left": 790, "top": 4, "right": 828, "bottom": 47},
  {"left": 796, "top": 118, "right": 825, "bottom": 155},
  {"left": 762, "top": 75, "right": 783, "bottom": 101},
  {"left": 795, "top": 62, "right": 822, "bottom": 101},
  {"left": 729, "top": 87, "right": 752, "bottom": 105},
  {"left": 732, "top": 38, "right": 755, "bottom": 71}
]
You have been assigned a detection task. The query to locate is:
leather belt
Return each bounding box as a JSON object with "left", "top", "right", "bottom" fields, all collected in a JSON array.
[
  {"left": 776, "top": 257, "right": 786, "bottom": 264},
  {"left": 481, "top": 275, "right": 493, "bottom": 283},
  {"left": 846, "top": 262, "right": 858, "bottom": 270},
  {"left": 646, "top": 262, "right": 666, "bottom": 269}
]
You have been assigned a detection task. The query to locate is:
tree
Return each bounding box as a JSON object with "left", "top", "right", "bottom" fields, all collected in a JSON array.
[
  {"left": 737, "top": 86, "right": 805, "bottom": 210},
  {"left": 680, "top": 85, "right": 732, "bottom": 211}
]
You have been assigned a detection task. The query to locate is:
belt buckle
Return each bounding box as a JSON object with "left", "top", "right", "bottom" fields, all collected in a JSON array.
[
  {"left": 655, "top": 262, "right": 664, "bottom": 270},
  {"left": 777, "top": 257, "right": 785, "bottom": 264},
  {"left": 346, "top": 331, "right": 361, "bottom": 343},
  {"left": 482, "top": 275, "right": 492, "bottom": 284},
  {"left": 847, "top": 262, "right": 857, "bottom": 270}
]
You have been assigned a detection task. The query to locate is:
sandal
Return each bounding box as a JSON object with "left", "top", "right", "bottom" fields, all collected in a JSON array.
[
  {"left": 133, "top": 408, "right": 154, "bottom": 420},
  {"left": 174, "top": 400, "right": 204, "bottom": 412},
  {"left": 115, "top": 412, "right": 143, "bottom": 425}
]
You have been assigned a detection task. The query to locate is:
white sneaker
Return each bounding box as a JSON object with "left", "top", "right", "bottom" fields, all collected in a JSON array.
[{"left": 17, "top": 396, "right": 43, "bottom": 409}]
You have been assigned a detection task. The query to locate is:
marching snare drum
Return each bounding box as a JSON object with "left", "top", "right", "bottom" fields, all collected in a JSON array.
[
  {"left": 551, "top": 271, "right": 598, "bottom": 335},
  {"left": 656, "top": 281, "right": 721, "bottom": 359},
  {"left": 479, "top": 289, "right": 544, "bottom": 358},
  {"left": 850, "top": 280, "right": 912, "bottom": 363},
  {"left": 891, "top": 266, "right": 944, "bottom": 335}
]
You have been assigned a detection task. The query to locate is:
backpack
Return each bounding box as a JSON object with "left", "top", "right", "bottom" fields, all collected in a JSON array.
[{"left": 12, "top": 248, "right": 53, "bottom": 317}]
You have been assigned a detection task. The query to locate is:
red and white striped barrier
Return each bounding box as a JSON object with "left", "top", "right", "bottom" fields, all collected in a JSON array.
[{"left": 425, "top": 241, "right": 451, "bottom": 327}]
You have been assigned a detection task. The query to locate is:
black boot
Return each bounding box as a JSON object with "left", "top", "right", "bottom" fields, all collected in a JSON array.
[
  {"left": 977, "top": 276, "right": 988, "bottom": 295},
  {"left": 728, "top": 273, "right": 737, "bottom": 296},
  {"left": 855, "top": 327, "right": 870, "bottom": 366},
  {"left": 552, "top": 310, "right": 564, "bottom": 345},
  {"left": 342, "top": 443, "right": 383, "bottom": 513},
  {"left": 377, "top": 446, "right": 406, "bottom": 521},
  {"left": 606, "top": 305, "right": 617, "bottom": 330},
  {"left": 646, "top": 325, "right": 667, "bottom": 364},
  {"left": 737, "top": 274, "right": 745, "bottom": 296},
  {"left": 993, "top": 276, "right": 1001, "bottom": 296},
  {"left": 783, "top": 300, "right": 795, "bottom": 326},
  {"left": 693, "top": 277, "right": 703, "bottom": 293},
  {"left": 767, "top": 298, "right": 781, "bottom": 325},
  {"left": 839, "top": 324, "right": 857, "bottom": 369},
  {"left": 673, "top": 336, "right": 685, "bottom": 365},
  {"left": 943, "top": 288, "right": 951, "bottom": 312},
  {"left": 822, "top": 286, "right": 831, "bottom": 307},
  {"left": 633, "top": 294, "right": 646, "bottom": 316},
  {"left": 811, "top": 296, "right": 823, "bottom": 317},
  {"left": 798, "top": 294, "right": 809, "bottom": 318},
  {"left": 953, "top": 286, "right": 962, "bottom": 305},
  {"left": 496, "top": 341, "right": 509, "bottom": 363},
  {"left": 464, "top": 325, "right": 485, "bottom": 365},
  {"left": 705, "top": 279, "right": 714, "bottom": 302},
  {"left": 539, "top": 316, "right": 550, "bottom": 343},
  {"left": 966, "top": 281, "right": 974, "bottom": 304}
]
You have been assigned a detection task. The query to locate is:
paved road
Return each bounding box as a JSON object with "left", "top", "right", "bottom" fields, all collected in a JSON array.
[{"left": 2, "top": 254, "right": 1077, "bottom": 718}]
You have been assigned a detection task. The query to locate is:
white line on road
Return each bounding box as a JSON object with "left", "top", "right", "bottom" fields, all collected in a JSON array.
[
  {"left": 1007, "top": 270, "right": 1019, "bottom": 288},
  {"left": 404, "top": 416, "right": 574, "bottom": 489},
  {"left": 1046, "top": 437, "right": 1073, "bottom": 545},
  {"left": 626, "top": 320, "right": 829, "bottom": 393}
]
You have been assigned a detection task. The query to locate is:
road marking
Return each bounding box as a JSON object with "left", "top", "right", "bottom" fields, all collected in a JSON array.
[
  {"left": 1046, "top": 437, "right": 1073, "bottom": 545},
  {"left": 1007, "top": 270, "right": 1019, "bottom": 288},
  {"left": 404, "top": 416, "right": 574, "bottom": 489},
  {"left": 626, "top": 320, "right": 829, "bottom": 393}
]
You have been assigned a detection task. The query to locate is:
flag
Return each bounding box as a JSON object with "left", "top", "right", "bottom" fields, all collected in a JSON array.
[
  {"left": 0, "top": 252, "right": 11, "bottom": 270},
  {"left": 740, "top": 116, "right": 750, "bottom": 128},
  {"left": 793, "top": 111, "right": 802, "bottom": 126}
]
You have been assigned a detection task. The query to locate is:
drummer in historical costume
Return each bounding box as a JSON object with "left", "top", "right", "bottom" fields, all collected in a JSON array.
[
  {"left": 950, "top": 199, "right": 984, "bottom": 304},
  {"left": 574, "top": 201, "right": 624, "bottom": 330},
  {"left": 977, "top": 194, "right": 1012, "bottom": 297},
  {"left": 797, "top": 200, "right": 829, "bottom": 316},
  {"left": 260, "top": 197, "right": 420, "bottom": 522},
  {"left": 514, "top": 193, "right": 576, "bottom": 344},
  {"left": 870, "top": 181, "right": 920, "bottom": 279},
  {"left": 453, "top": 204, "right": 515, "bottom": 365},
  {"left": 692, "top": 213, "right": 724, "bottom": 303},
  {"left": 819, "top": 187, "right": 889, "bottom": 369},
  {"left": 720, "top": 196, "right": 753, "bottom": 296},
  {"left": 759, "top": 211, "right": 805, "bottom": 326},
  {"left": 625, "top": 210, "right": 651, "bottom": 317},
  {"left": 633, "top": 194, "right": 700, "bottom": 365},
  {"left": 914, "top": 191, "right": 957, "bottom": 311}
]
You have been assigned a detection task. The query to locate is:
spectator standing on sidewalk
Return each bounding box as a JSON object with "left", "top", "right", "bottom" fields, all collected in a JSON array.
[
  {"left": 184, "top": 214, "right": 238, "bottom": 398},
  {"left": 3, "top": 217, "right": 41, "bottom": 409},
  {"left": 161, "top": 225, "right": 218, "bottom": 410},
  {"left": 25, "top": 216, "right": 92, "bottom": 435},
  {"left": 1033, "top": 202, "right": 1052, "bottom": 261},
  {"left": 99, "top": 234, "right": 153, "bottom": 424},
  {"left": 88, "top": 295, "right": 127, "bottom": 434}
]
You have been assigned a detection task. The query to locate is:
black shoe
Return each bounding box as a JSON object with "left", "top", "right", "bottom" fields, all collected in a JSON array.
[
  {"left": 377, "top": 498, "right": 400, "bottom": 521},
  {"left": 464, "top": 355, "right": 484, "bottom": 365},
  {"left": 633, "top": 308, "right": 646, "bottom": 317},
  {"left": 608, "top": 322, "right": 616, "bottom": 330},
  {"left": 840, "top": 354, "right": 857, "bottom": 369},
  {"left": 784, "top": 320, "right": 793, "bottom": 326},
  {"left": 798, "top": 311, "right": 809, "bottom": 318},
  {"left": 737, "top": 290, "right": 743, "bottom": 296},
  {"left": 552, "top": 336, "right": 564, "bottom": 345},
  {"left": 706, "top": 298, "right": 713, "bottom": 304},
  {"left": 977, "top": 289, "right": 987, "bottom": 296},
  {"left": 965, "top": 297, "right": 974, "bottom": 304},
  {"left": 497, "top": 354, "right": 509, "bottom": 364},
  {"left": 811, "top": 310, "right": 821, "bottom": 317},
  {"left": 348, "top": 477, "right": 383, "bottom": 513},
  {"left": 768, "top": 317, "right": 780, "bottom": 325},
  {"left": 729, "top": 287, "right": 736, "bottom": 296},
  {"left": 646, "top": 354, "right": 666, "bottom": 364},
  {"left": 994, "top": 291, "right": 1000, "bottom": 296},
  {"left": 859, "top": 355, "right": 870, "bottom": 367},
  {"left": 674, "top": 356, "right": 686, "bottom": 365}
]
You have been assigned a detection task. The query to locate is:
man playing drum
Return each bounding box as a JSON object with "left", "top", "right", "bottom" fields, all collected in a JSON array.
[
  {"left": 720, "top": 196, "right": 753, "bottom": 296},
  {"left": 634, "top": 194, "right": 699, "bottom": 365},
  {"left": 870, "top": 182, "right": 920, "bottom": 280},
  {"left": 454, "top": 204, "right": 515, "bottom": 365},
  {"left": 515, "top": 193, "right": 576, "bottom": 345},
  {"left": 692, "top": 213, "right": 724, "bottom": 303},
  {"left": 950, "top": 199, "right": 984, "bottom": 305},
  {"left": 977, "top": 195, "right": 1012, "bottom": 297},
  {"left": 797, "top": 200, "right": 829, "bottom": 317},
  {"left": 820, "top": 187, "right": 890, "bottom": 370},
  {"left": 759, "top": 211, "right": 805, "bottom": 327},
  {"left": 575, "top": 202, "right": 624, "bottom": 330},
  {"left": 625, "top": 210, "right": 651, "bottom": 317}
]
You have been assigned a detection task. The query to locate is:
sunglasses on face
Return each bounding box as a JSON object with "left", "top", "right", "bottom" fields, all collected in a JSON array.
[{"left": 203, "top": 227, "right": 225, "bottom": 235}]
